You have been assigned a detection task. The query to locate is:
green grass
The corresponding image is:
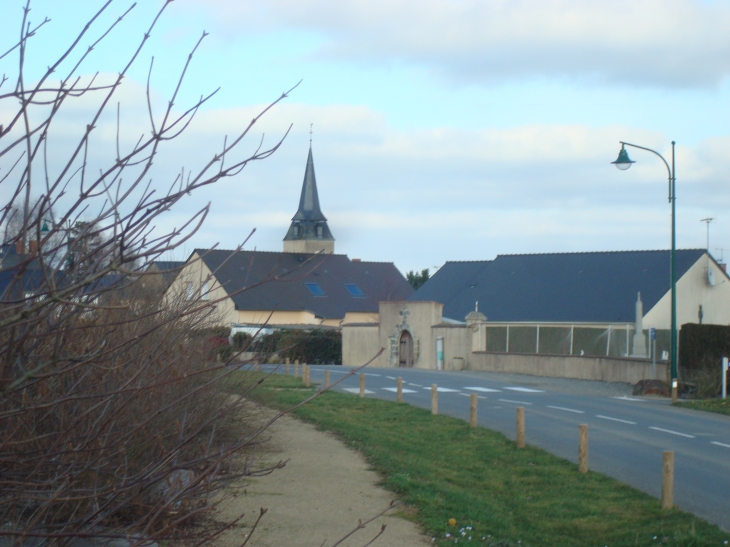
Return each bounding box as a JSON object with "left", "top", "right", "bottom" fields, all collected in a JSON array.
[
  {"left": 235, "top": 374, "right": 730, "bottom": 547},
  {"left": 675, "top": 398, "right": 730, "bottom": 417}
]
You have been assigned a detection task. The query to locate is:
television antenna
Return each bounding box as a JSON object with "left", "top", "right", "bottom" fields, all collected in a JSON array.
[{"left": 700, "top": 218, "right": 713, "bottom": 251}]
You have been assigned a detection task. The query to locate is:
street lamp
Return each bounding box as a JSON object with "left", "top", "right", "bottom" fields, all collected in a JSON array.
[{"left": 612, "top": 140, "right": 678, "bottom": 402}]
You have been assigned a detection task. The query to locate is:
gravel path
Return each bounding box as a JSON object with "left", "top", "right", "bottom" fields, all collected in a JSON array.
[{"left": 213, "top": 406, "right": 430, "bottom": 547}]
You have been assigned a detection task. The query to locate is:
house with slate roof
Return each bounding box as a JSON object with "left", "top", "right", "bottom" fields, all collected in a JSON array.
[
  {"left": 342, "top": 249, "right": 730, "bottom": 382},
  {"left": 165, "top": 144, "right": 412, "bottom": 328}
]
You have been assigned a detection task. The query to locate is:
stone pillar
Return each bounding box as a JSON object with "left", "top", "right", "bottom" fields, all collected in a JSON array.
[{"left": 631, "top": 292, "right": 648, "bottom": 358}]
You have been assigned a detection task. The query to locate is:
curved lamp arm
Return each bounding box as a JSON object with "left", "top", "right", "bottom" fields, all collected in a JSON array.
[{"left": 620, "top": 140, "right": 675, "bottom": 202}]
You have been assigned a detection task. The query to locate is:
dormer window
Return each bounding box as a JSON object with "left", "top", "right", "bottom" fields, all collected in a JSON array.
[
  {"left": 316, "top": 224, "right": 323, "bottom": 239},
  {"left": 292, "top": 223, "right": 299, "bottom": 237}
]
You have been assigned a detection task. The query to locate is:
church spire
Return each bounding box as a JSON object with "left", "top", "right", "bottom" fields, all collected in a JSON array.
[
  {"left": 283, "top": 142, "right": 335, "bottom": 253},
  {"left": 292, "top": 145, "right": 327, "bottom": 222}
]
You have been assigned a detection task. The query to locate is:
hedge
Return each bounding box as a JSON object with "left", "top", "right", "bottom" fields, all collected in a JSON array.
[
  {"left": 679, "top": 323, "right": 730, "bottom": 398},
  {"left": 252, "top": 329, "right": 341, "bottom": 364}
]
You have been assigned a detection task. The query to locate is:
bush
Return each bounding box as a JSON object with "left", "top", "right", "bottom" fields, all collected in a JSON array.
[
  {"left": 253, "top": 329, "right": 342, "bottom": 364},
  {"left": 231, "top": 331, "right": 253, "bottom": 350},
  {"left": 679, "top": 323, "right": 730, "bottom": 398}
]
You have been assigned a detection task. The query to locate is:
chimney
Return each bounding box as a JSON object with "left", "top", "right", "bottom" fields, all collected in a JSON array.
[
  {"left": 721, "top": 263, "right": 727, "bottom": 273},
  {"left": 29, "top": 240, "right": 38, "bottom": 254},
  {"left": 352, "top": 258, "right": 361, "bottom": 263},
  {"left": 15, "top": 240, "right": 24, "bottom": 255}
]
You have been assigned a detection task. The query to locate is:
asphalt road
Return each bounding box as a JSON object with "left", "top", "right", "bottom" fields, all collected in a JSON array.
[{"left": 267, "top": 365, "right": 730, "bottom": 531}]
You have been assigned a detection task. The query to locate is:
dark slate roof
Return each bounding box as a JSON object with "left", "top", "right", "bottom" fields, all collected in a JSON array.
[
  {"left": 195, "top": 249, "right": 413, "bottom": 318},
  {"left": 410, "top": 249, "right": 708, "bottom": 323},
  {"left": 284, "top": 146, "right": 334, "bottom": 242}
]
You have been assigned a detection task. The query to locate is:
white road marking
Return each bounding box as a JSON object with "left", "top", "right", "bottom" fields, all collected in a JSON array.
[
  {"left": 464, "top": 386, "right": 501, "bottom": 393},
  {"left": 547, "top": 405, "right": 584, "bottom": 414},
  {"left": 649, "top": 426, "right": 695, "bottom": 439},
  {"left": 478, "top": 396, "right": 488, "bottom": 400},
  {"left": 409, "top": 383, "right": 423, "bottom": 387},
  {"left": 363, "top": 373, "right": 381, "bottom": 377},
  {"left": 342, "top": 388, "right": 375, "bottom": 394},
  {"left": 458, "top": 393, "right": 472, "bottom": 397},
  {"left": 386, "top": 376, "right": 397, "bottom": 380},
  {"left": 504, "top": 387, "right": 544, "bottom": 393},
  {"left": 423, "top": 386, "right": 461, "bottom": 393},
  {"left": 711, "top": 441, "right": 730, "bottom": 449},
  {"left": 498, "top": 399, "right": 532, "bottom": 405},
  {"left": 596, "top": 415, "right": 637, "bottom": 425},
  {"left": 613, "top": 396, "right": 645, "bottom": 402},
  {"left": 381, "top": 387, "right": 418, "bottom": 394}
]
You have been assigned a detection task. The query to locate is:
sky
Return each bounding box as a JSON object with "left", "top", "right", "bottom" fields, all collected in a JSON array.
[{"left": 1, "top": 0, "right": 730, "bottom": 275}]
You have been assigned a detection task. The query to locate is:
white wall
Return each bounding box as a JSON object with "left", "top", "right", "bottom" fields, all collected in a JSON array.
[{"left": 644, "top": 254, "right": 730, "bottom": 329}]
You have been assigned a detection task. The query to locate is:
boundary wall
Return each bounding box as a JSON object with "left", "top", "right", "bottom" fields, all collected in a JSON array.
[{"left": 469, "top": 351, "right": 667, "bottom": 384}]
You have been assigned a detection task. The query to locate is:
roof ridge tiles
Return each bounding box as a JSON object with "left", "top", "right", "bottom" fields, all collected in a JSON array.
[
  {"left": 494, "top": 248, "right": 706, "bottom": 258},
  {"left": 193, "top": 248, "right": 348, "bottom": 257}
]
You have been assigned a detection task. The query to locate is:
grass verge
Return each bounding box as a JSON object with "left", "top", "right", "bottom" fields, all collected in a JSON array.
[
  {"left": 232, "top": 371, "right": 730, "bottom": 547},
  {"left": 675, "top": 398, "right": 730, "bottom": 417}
]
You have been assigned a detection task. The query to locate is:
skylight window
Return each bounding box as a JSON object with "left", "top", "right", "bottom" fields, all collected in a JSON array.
[
  {"left": 304, "top": 282, "right": 326, "bottom": 296},
  {"left": 344, "top": 283, "right": 364, "bottom": 297}
]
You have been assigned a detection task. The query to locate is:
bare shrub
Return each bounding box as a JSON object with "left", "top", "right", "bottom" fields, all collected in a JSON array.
[{"left": 0, "top": 1, "right": 298, "bottom": 544}]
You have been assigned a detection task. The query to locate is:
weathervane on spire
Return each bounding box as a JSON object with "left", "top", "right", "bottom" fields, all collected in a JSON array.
[{"left": 309, "top": 123, "right": 313, "bottom": 145}]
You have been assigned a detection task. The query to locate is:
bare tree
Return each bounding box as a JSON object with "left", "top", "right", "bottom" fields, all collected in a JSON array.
[{"left": 0, "top": 1, "right": 301, "bottom": 545}]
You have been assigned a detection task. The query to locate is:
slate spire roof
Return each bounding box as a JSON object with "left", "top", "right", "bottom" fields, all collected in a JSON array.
[
  {"left": 294, "top": 146, "right": 326, "bottom": 222},
  {"left": 284, "top": 145, "right": 334, "bottom": 242}
]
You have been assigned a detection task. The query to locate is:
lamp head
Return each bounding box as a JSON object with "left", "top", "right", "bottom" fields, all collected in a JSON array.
[
  {"left": 41, "top": 220, "right": 49, "bottom": 234},
  {"left": 612, "top": 146, "right": 635, "bottom": 171}
]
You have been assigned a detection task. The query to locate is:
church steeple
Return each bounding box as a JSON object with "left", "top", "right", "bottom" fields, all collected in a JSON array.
[{"left": 283, "top": 144, "right": 335, "bottom": 254}]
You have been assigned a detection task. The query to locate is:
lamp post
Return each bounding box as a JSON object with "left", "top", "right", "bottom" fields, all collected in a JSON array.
[{"left": 612, "top": 141, "right": 678, "bottom": 403}]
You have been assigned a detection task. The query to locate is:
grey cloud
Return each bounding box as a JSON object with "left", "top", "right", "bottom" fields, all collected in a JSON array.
[{"left": 203, "top": 0, "right": 730, "bottom": 88}]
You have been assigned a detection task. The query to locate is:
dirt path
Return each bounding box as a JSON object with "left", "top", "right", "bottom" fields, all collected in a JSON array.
[{"left": 213, "top": 408, "right": 431, "bottom": 547}]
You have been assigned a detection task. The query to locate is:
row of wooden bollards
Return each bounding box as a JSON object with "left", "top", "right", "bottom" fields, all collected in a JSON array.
[{"left": 355, "top": 374, "right": 676, "bottom": 510}]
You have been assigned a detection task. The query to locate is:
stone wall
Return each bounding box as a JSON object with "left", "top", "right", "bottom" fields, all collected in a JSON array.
[
  {"left": 342, "top": 324, "right": 382, "bottom": 367},
  {"left": 469, "top": 351, "right": 667, "bottom": 384}
]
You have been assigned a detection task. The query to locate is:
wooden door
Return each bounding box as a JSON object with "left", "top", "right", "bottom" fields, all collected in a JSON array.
[{"left": 399, "top": 330, "right": 413, "bottom": 368}]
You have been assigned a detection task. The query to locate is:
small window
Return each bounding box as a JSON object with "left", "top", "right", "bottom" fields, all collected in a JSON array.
[
  {"left": 316, "top": 225, "right": 323, "bottom": 239},
  {"left": 304, "top": 282, "right": 326, "bottom": 296},
  {"left": 344, "top": 283, "right": 364, "bottom": 297},
  {"left": 186, "top": 282, "right": 194, "bottom": 300},
  {"left": 201, "top": 281, "right": 210, "bottom": 300},
  {"left": 292, "top": 223, "right": 299, "bottom": 237}
]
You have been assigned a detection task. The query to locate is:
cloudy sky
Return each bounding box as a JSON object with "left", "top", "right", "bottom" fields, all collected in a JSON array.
[{"left": 2, "top": 0, "right": 730, "bottom": 274}]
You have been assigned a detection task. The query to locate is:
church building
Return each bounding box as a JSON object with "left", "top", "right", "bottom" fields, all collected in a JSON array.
[{"left": 164, "top": 143, "right": 412, "bottom": 329}]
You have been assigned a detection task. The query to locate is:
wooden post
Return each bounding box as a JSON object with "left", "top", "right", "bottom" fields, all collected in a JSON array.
[
  {"left": 431, "top": 384, "right": 438, "bottom": 415},
  {"left": 662, "top": 451, "right": 674, "bottom": 509},
  {"left": 254, "top": 362, "right": 258, "bottom": 372},
  {"left": 359, "top": 373, "right": 365, "bottom": 398},
  {"left": 396, "top": 377, "right": 403, "bottom": 403},
  {"left": 470, "top": 393, "right": 477, "bottom": 428},
  {"left": 516, "top": 407, "right": 525, "bottom": 448},
  {"left": 303, "top": 364, "right": 310, "bottom": 387},
  {"left": 294, "top": 359, "right": 299, "bottom": 378},
  {"left": 578, "top": 424, "right": 588, "bottom": 473},
  {"left": 285, "top": 357, "right": 290, "bottom": 376},
  {"left": 324, "top": 370, "right": 330, "bottom": 389}
]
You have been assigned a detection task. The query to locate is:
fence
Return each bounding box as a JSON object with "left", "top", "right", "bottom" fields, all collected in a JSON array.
[{"left": 483, "top": 324, "right": 670, "bottom": 360}]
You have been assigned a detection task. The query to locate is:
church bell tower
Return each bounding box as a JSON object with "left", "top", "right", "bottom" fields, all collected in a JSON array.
[{"left": 283, "top": 143, "right": 335, "bottom": 254}]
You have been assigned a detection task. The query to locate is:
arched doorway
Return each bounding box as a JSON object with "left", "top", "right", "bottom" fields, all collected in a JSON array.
[{"left": 399, "top": 330, "right": 414, "bottom": 367}]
